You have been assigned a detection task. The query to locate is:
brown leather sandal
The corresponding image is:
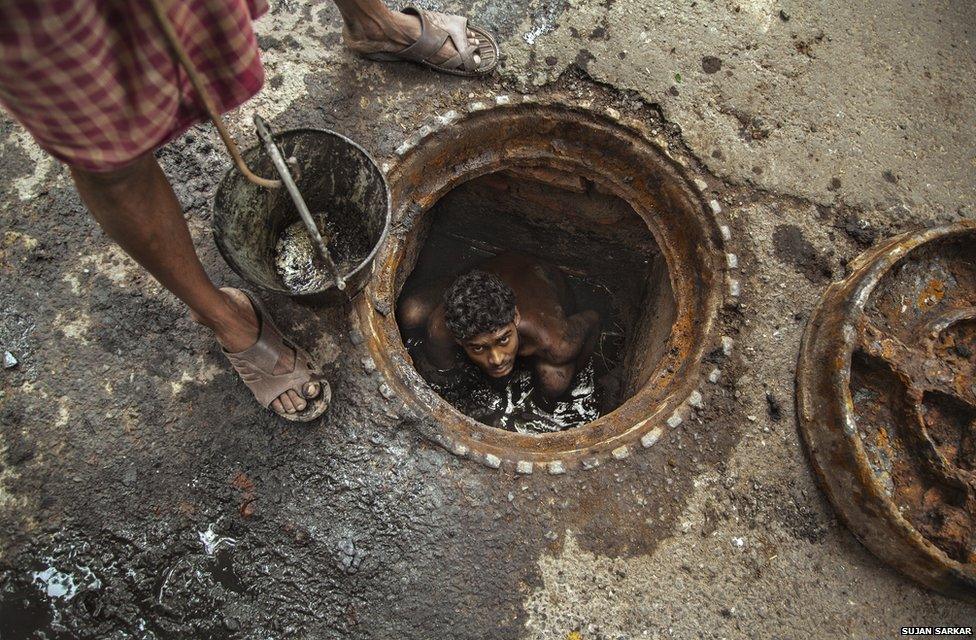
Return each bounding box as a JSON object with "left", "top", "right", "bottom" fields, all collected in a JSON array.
[
  {"left": 221, "top": 289, "right": 331, "bottom": 422},
  {"left": 356, "top": 6, "right": 498, "bottom": 77}
]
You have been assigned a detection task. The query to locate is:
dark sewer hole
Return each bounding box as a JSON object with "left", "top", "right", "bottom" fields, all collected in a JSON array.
[{"left": 395, "top": 166, "right": 673, "bottom": 434}]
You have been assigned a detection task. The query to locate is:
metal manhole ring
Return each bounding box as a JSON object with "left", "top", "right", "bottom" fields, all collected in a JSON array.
[
  {"left": 356, "top": 102, "right": 730, "bottom": 472},
  {"left": 797, "top": 220, "right": 976, "bottom": 600}
]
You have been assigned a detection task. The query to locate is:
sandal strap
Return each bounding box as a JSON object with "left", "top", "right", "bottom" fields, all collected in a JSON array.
[
  {"left": 398, "top": 6, "right": 451, "bottom": 64},
  {"left": 222, "top": 291, "right": 322, "bottom": 409},
  {"left": 421, "top": 9, "right": 480, "bottom": 72}
]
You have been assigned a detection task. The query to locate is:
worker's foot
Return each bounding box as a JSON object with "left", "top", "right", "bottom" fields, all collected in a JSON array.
[
  {"left": 343, "top": 9, "right": 481, "bottom": 66},
  {"left": 193, "top": 288, "right": 326, "bottom": 419},
  {"left": 343, "top": 6, "right": 498, "bottom": 76}
]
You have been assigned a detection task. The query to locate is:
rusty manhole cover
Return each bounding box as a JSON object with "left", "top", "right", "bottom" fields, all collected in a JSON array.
[
  {"left": 797, "top": 221, "right": 976, "bottom": 600},
  {"left": 355, "top": 101, "right": 732, "bottom": 473}
]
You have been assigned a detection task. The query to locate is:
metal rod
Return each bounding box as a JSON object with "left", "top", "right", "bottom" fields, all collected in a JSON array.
[{"left": 254, "top": 115, "right": 346, "bottom": 291}]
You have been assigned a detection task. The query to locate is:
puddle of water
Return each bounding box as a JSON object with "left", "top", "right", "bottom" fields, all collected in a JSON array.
[
  {"left": 0, "top": 580, "right": 53, "bottom": 640},
  {"left": 0, "top": 546, "right": 104, "bottom": 640},
  {"left": 198, "top": 523, "right": 237, "bottom": 556},
  {"left": 31, "top": 566, "right": 102, "bottom": 600}
]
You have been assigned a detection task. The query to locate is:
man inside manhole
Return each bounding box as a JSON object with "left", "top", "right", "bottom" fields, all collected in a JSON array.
[{"left": 399, "top": 253, "right": 603, "bottom": 413}]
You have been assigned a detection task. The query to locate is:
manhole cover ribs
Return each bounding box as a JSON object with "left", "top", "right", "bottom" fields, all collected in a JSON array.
[{"left": 797, "top": 221, "right": 976, "bottom": 600}]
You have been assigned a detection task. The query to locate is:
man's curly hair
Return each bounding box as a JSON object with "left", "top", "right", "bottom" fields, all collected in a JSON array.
[{"left": 443, "top": 270, "right": 516, "bottom": 341}]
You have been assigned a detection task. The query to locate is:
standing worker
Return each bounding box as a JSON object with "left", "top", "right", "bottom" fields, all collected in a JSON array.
[{"left": 0, "top": 1, "right": 499, "bottom": 421}]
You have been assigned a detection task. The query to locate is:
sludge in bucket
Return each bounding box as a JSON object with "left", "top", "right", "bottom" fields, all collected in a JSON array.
[{"left": 213, "top": 128, "right": 391, "bottom": 306}]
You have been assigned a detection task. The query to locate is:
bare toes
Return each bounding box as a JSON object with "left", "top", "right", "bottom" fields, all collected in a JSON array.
[
  {"left": 288, "top": 389, "right": 307, "bottom": 411},
  {"left": 279, "top": 393, "right": 296, "bottom": 413},
  {"left": 271, "top": 398, "right": 285, "bottom": 414}
]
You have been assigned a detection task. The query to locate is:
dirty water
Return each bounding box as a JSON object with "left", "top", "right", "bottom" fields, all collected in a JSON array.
[
  {"left": 0, "top": 542, "right": 104, "bottom": 640},
  {"left": 402, "top": 269, "right": 626, "bottom": 434}
]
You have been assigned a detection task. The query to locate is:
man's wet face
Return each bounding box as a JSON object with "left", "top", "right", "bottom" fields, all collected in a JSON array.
[{"left": 460, "top": 322, "right": 519, "bottom": 378}]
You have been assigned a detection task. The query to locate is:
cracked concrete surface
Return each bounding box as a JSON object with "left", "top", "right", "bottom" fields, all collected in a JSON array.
[{"left": 1, "top": 0, "right": 975, "bottom": 638}]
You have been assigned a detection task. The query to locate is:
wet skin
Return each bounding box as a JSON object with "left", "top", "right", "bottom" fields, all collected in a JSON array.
[{"left": 398, "top": 253, "right": 601, "bottom": 400}]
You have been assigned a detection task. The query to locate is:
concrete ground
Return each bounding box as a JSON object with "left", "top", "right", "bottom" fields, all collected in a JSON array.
[{"left": 2, "top": 0, "right": 975, "bottom": 638}]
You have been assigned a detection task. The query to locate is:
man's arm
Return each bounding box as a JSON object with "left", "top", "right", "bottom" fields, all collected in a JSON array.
[
  {"left": 544, "top": 310, "right": 601, "bottom": 366},
  {"left": 533, "top": 309, "right": 601, "bottom": 400},
  {"left": 423, "top": 307, "right": 460, "bottom": 371}
]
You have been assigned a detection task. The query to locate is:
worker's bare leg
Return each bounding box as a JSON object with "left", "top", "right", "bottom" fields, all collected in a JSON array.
[{"left": 70, "top": 153, "right": 314, "bottom": 415}]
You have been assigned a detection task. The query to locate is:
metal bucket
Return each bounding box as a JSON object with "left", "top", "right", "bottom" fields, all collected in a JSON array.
[{"left": 212, "top": 128, "right": 390, "bottom": 306}]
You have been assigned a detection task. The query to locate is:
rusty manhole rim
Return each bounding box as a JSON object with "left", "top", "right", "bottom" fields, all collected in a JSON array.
[
  {"left": 355, "top": 100, "right": 731, "bottom": 473},
  {"left": 797, "top": 220, "right": 976, "bottom": 600}
]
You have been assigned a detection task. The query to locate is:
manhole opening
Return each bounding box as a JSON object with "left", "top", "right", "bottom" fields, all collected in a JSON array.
[
  {"left": 395, "top": 166, "right": 675, "bottom": 433},
  {"left": 359, "top": 104, "right": 723, "bottom": 466}
]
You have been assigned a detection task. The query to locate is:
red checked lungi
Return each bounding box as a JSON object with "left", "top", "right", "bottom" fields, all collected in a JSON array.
[{"left": 0, "top": 0, "right": 268, "bottom": 172}]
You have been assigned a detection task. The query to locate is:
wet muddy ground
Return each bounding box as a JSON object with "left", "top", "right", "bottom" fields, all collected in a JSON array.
[{"left": 2, "top": 0, "right": 976, "bottom": 637}]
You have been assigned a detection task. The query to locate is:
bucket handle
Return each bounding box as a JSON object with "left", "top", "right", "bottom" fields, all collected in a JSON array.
[{"left": 148, "top": 0, "right": 281, "bottom": 190}]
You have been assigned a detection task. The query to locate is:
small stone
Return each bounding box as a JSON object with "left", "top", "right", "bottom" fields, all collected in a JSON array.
[
  {"left": 721, "top": 336, "right": 734, "bottom": 355},
  {"left": 484, "top": 454, "right": 502, "bottom": 469},
  {"left": 378, "top": 383, "right": 395, "bottom": 400},
  {"left": 687, "top": 390, "right": 704, "bottom": 409},
  {"left": 641, "top": 427, "right": 663, "bottom": 448},
  {"left": 516, "top": 460, "right": 534, "bottom": 474},
  {"left": 720, "top": 225, "right": 732, "bottom": 241},
  {"left": 694, "top": 178, "right": 708, "bottom": 191},
  {"left": 708, "top": 368, "right": 721, "bottom": 383},
  {"left": 667, "top": 412, "right": 683, "bottom": 429},
  {"left": 395, "top": 140, "right": 413, "bottom": 156},
  {"left": 709, "top": 199, "right": 722, "bottom": 215},
  {"left": 349, "top": 329, "right": 364, "bottom": 346},
  {"left": 611, "top": 446, "right": 630, "bottom": 460},
  {"left": 3, "top": 351, "right": 18, "bottom": 369},
  {"left": 747, "top": 415, "right": 757, "bottom": 422},
  {"left": 581, "top": 458, "right": 600, "bottom": 470},
  {"left": 732, "top": 537, "right": 745, "bottom": 548},
  {"left": 726, "top": 253, "right": 739, "bottom": 269},
  {"left": 779, "top": 9, "right": 790, "bottom": 21},
  {"left": 548, "top": 460, "right": 566, "bottom": 475},
  {"left": 361, "top": 357, "right": 376, "bottom": 373}
]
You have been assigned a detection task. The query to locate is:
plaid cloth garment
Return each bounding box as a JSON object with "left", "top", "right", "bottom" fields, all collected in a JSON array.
[{"left": 0, "top": 0, "right": 268, "bottom": 172}]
